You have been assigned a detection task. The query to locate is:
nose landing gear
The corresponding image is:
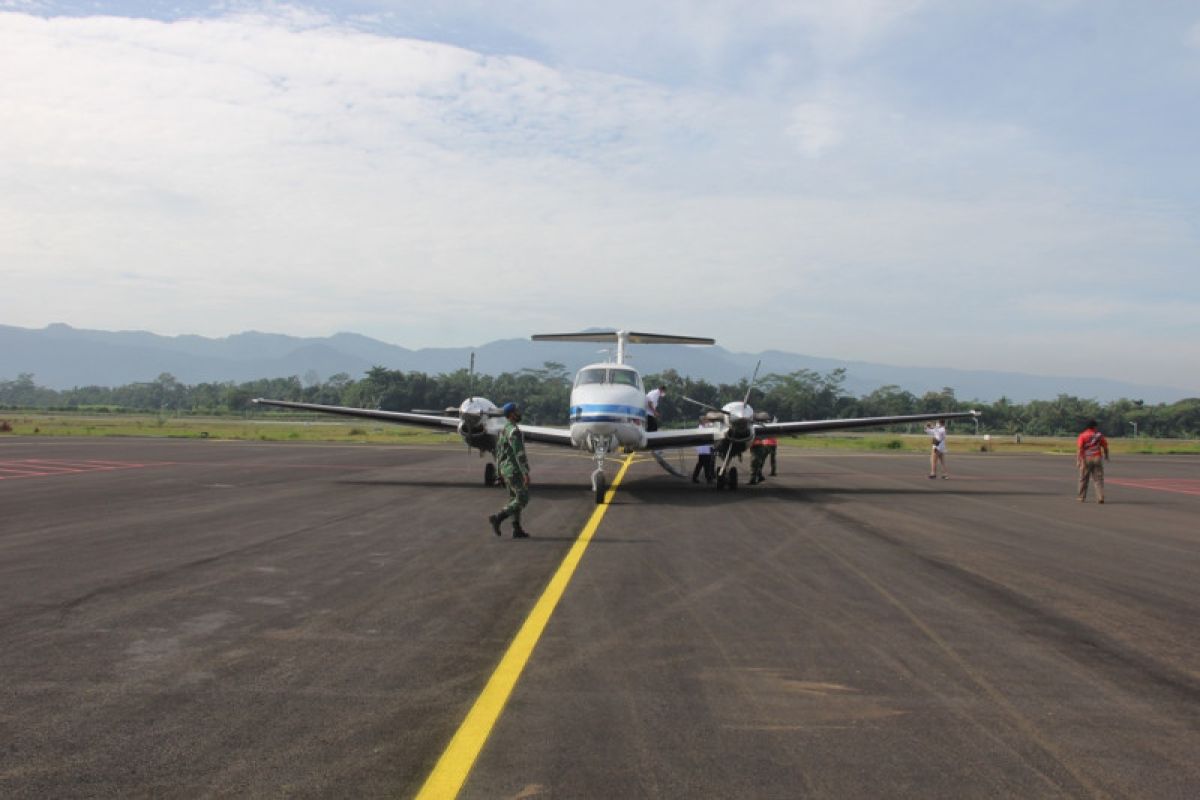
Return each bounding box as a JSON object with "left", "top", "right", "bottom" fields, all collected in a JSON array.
[{"left": 716, "top": 466, "right": 739, "bottom": 490}]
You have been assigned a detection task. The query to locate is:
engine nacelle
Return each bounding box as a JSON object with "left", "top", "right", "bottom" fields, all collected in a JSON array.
[
  {"left": 722, "top": 401, "right": 756, "bottom": 444},
  {"left": 456, "top": 396, "right": 498, "bottom": 447}
]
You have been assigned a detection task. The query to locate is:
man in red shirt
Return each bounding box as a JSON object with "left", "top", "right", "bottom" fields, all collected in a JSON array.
[
  {"left": 762, "top": 435, "right": 779, "bottom": 476},
  {"left": 1076, "top": 419, "right": 1110, "bottom": 503}
]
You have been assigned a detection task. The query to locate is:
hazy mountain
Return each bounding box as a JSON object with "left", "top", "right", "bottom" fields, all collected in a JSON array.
[{"left": 1, "top": 323, "right": 1191, "bottom": 404}]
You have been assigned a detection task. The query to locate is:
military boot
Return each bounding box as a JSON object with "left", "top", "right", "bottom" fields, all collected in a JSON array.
[
  {"left": 489, "top": 511, "right": 509, "bottom": 536},
  {"left": 511, "top": 519, "right": 530, "bottom": 538}
]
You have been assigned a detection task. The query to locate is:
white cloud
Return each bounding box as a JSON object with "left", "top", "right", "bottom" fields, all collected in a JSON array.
[
  {"left": 1187, "top": 20, "right": 1200, "bottom": 49},
  {"left": 787, "top": 102, "right": 842, "bottom": 158},
  {"left": 406, "top": 0, "right": 932, "bottom": 85},
  {"left": 0, "top": 6, "right": 1196, "bottom": 393}
]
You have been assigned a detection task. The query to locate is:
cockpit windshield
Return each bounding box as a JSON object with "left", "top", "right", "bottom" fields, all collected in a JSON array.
[
  {"left": 576, "top": 368, "right": 606, "bottom": 387},
  {"left": 575, "top": 367, "right": 643, "bottom": 390},
  {"left": 610, "top": 369, "right": 640, "bottom": 388}
]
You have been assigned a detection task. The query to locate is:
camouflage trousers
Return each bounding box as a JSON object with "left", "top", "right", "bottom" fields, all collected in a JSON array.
[
  {"left": 500, "top": 474, "right": 529, "bottom": 521},
  {"left": 1078, "top": 458, "right": 1104, "bottom": 501},
  {"left": 750, "top": 446, "right": 767, "bottom": 479}
]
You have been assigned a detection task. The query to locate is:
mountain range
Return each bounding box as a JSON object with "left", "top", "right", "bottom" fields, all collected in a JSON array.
[{"left": 1, "top": 323, "right": 1191, "bottom": 404}]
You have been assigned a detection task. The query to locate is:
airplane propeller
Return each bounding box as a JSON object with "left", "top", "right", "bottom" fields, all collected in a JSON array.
[
  {"left": 679, "top": 361, "right": 764, "bottom": 490},
  {"left": 680, "top": 396, "right": 725, "bottom": 416},
  {"left": 411, "top": 355, "right": 504, "bottom": 416},
  {"left": 680, "top": 361, "right": 762, "bottom": 420}
]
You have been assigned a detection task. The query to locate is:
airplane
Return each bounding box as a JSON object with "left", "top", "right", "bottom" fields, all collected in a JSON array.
[{"left": 253, "top": 329, "right": 980, "bottom": 503}]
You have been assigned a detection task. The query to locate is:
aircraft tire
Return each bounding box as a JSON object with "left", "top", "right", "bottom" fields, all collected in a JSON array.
[
  {"left": 594, "top": 474, "right": 607, "bottom": 504},
  {"left": 484, "top": 462, "right": 496, "bottom": 486}
]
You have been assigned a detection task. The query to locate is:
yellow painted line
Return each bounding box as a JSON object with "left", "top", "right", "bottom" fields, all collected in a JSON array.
[{"left": 414, "top": 454, "right": 636, "bottom": 800}]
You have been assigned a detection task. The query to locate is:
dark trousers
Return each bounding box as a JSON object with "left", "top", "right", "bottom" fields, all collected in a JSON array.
[
  {"left": 750, "top": 446, "right": 767, "bottom": 479},
  {"left": 500, "top": 474, "right": 529, "bottom": 523},
  {"left": 692, "top": 453, "right": 714, "bottom": 482}
]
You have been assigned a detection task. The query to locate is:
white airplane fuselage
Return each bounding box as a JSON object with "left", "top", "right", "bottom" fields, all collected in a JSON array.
[{"left": 567, "top": 363, "right": 650, "bottom": 452}]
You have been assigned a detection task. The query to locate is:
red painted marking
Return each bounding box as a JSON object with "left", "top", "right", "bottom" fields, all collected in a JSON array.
[
  {"left": 0, "top": 458, "right": 378, "bottom": 482},
  {"left": 0, "top": 466, "right": 52, "bottom": 478},
  {"left": 1107, "top": 478, "right": 1200, "bottom": 497},
  {"left": 0, "top": 459, "right": 151, "bottom": 481}
]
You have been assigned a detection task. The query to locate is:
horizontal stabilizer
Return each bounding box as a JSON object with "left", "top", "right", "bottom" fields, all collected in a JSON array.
[{"left": 532, "top": 330, "right": 714, "bottom": 346}]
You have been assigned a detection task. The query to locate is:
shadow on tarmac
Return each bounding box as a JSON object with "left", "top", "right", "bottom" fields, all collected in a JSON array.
[
  {"left": 339, "top": 477, "right": 1051, "bottom": 505},
  {"left": 486, "top": 535, "right": 654, "bottom": 544},
  {"left": 337, "top": 479, "right": 596, "bottom": 497}
]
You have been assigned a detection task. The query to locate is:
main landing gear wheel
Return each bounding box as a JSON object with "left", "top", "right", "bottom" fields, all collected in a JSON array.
[
  {"left": 484, "top": 462, "right": 496, "bottom": 486},
  {"left": 594, "top": 473, "right": 607, "bottom": 504},
  {"left": 726, "top": 466, "right": 738, "bottom": 491}
]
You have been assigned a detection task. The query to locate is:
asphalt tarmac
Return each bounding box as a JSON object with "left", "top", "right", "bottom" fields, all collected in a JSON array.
[{"left": 2, "top": 436, "right": 1199, "bottom": 799}]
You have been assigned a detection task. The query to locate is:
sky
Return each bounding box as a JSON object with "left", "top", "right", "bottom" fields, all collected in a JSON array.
[{"left": 2, "top": 1, "right": 1198, "bottom": 396}]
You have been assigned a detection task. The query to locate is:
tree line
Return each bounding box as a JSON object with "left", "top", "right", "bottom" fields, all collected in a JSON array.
[{"left": 3, "top": 367, "right": 1198, "bottom": 438}]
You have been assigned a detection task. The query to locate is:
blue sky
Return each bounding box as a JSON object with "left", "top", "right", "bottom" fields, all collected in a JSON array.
[{"left": 2, "top": 1, "right": 1197, "bottom": 396}]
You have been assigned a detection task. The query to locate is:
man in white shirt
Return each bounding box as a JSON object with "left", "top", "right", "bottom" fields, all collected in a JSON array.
[
  {"left": 645, "top": 385, "right": 665, "bottom": 432},
  {"left": 925, "top": 419, "right": 948, "bottom": 479},
  {"left": 692, "top": 417, "right": 715, "bottom": 483}
]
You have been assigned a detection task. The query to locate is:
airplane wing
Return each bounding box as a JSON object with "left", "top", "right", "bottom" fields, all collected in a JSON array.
[
  {"left": 253, "top": 398, "right": 578, "bottom": 448},
  {"left": 643, "top": 428, "right": 718, "bottom": 449},
  {"left": 641, "top": 410, "right": 980, "bottom": 450},
  {"left": 510, "top": 423, "right": 575, "bottom": 448},
  {"left": 756, "top": 410, "right": 980, "bottom": 437},
  {"left": 252, "top": 398, "right": 460, "bottom": 430}
]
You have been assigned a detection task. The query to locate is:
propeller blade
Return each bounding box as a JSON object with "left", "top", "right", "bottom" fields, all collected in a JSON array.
[
  {"left": 682, "top": 395, "right": 727, "bottom": 415},
  {"left": 741, "top": 360, "right": 762, "bottom": 406}
]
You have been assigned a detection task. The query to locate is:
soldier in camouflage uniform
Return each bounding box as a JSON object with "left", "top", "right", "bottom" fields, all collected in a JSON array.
[{"left": 489, "top": 403, "right": 531, "bottom": 538}]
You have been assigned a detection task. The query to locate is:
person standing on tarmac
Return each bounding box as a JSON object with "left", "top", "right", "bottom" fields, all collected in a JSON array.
[
  {"left": 692, "top": 416, "right": 715, "bottom": 484},
  {"left": 763, "top": 433, "right": 779, "bottom": 476},
  {"left": 925, "top": 419, "right": 949, "bottom": 479},
  {"left": 489, "top": 403, "right": 531, "bottom": 538},
  {"left": 1076, "top": 418, "right": 1110, "bottom": 503},
  {"left": 748, "top": 436, "right": 768, "bottom": 484}
]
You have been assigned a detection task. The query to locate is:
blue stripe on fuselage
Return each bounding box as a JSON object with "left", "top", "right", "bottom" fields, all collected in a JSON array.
[{"left": 571, "top": 404, "right": 646, "bottom": 418}]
